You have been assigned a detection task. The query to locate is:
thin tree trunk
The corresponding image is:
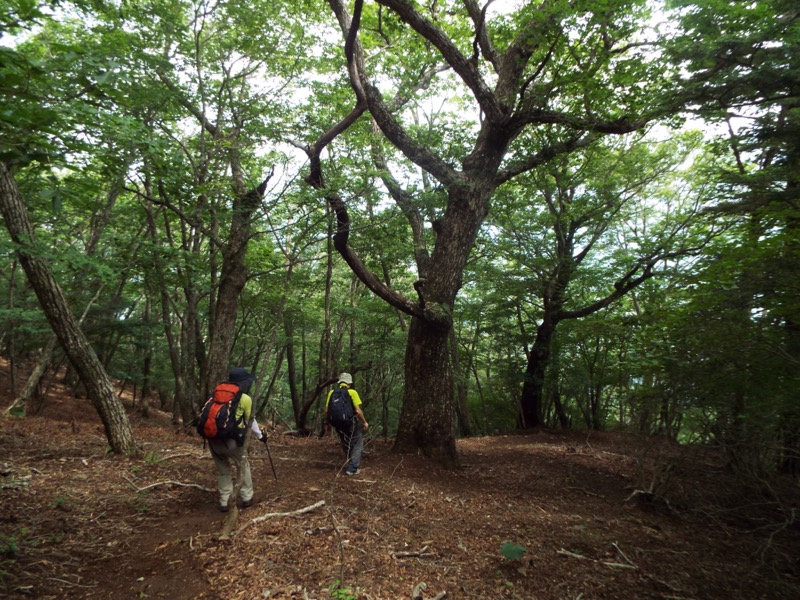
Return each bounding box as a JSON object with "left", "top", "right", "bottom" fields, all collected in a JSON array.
[
  {"left": 552, "top": 388, "right": 570, "bottom": 429},
  {"left": 6, "top": 260, "right": 18, "bottom": 397},
  {"left": 450, "top": 326, "right": 472, "bottom": 437},
  {"left": 205, "top": 176, "right": 270, "bottom": 392},
  {"left": 148, "top": 202, "right": 188, "bottom": 427},
  {"left": 285, "top": 314, "right": 300, "bottom": 424},
  {"left": 469, "top": 361, "right": 488, "bottom": 434},
  {"left": 257, "top": 346, "right": 285, "bottom": 422},
  {"left": 140, "top": 295, "right": 152, "bottom": 418},
  {"left": 4, "top": 334, "right": 56, "bottom": 417},
  {"left": 519, "top": 316, "right": 559, "bottom": 429}
]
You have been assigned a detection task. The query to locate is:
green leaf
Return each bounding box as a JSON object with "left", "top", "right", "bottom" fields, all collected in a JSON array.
[{"left": 500, "top": 542, "right": 527, "bottom": 561}]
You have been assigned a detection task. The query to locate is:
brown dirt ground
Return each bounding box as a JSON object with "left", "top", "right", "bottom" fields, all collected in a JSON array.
[{"left": 1, "top": 367, "right": 799, "bottom": 600}]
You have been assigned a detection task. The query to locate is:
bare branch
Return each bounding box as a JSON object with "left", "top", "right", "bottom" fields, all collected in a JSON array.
[
  {"left": 123, "top": 475, "right": 213, "bottom": 494},
  {"left": 156, "top": 70, "right": 220, "bottom": 138},
  {"left": 236, "top": 500, "right": 326, "bottom": 536},
  {"left": 496, "top": 133, "right": 598, "bottom": 185},
  {"left": 328, "top": 0, "right": 462, "bottom": 186},
  {"left": 376, "top": 0, "right": 504, "bottom": 123},
  {"left": 464, "top": 0, "right": 500, "bottom": 69}
]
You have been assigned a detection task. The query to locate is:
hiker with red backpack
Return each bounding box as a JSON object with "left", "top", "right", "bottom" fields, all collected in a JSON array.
[
  {"left": 197, "top": 367, "right": 265, "bottom": 512},
  {"left": 324, "top": 372, "right": 369, "bottom": 476}
]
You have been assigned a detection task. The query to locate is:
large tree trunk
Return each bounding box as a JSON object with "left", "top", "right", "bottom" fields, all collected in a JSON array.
[
  {"left": 0, "top": 163, "right": 136, "bottom": 454},
  {"left": 394, "top": 318, "right": 457, "bottom": 466},
  {"left": 390, "top": 179, "right": 491, "bottom": 465},
  {"left": 322, "top": 0, "right": 659, "bottom": 465}
]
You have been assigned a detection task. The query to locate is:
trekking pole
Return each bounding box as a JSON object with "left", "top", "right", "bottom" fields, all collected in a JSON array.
[{"left": 261, "top": 433, "right": 278, "bottom": 481}]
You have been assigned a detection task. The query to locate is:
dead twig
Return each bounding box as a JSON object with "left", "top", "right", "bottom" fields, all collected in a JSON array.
[
  {"left": 612, "top": 542, "right": 637, "bottom": 568},
  {"left": 557, "top": 549, "right": 587, "bottom": 560},
  {"left": 160, "top": 452, "right": 201, "bottom": 461},
  {"left": 411, "top": 581, "right": 447, "bottom": 600},
  {"left": 566, "top": 486, "right": 603, "bottom": 498},
  {"left": 644, "top": 575, "right": 692, "bottom": 595},
  {"left": 557, "top": 548, "right": 637, "bottom": 570},
  {"left": 236, "top": 500, "right": 326, "bottom": 536},
  {"left": 48, "top": 578, "right": 96, "bottom": 588},
  {"left": 122, "top": 474, "right": 213, "bottom": 494},
  {"left": 393, "top": 545, "right": 434, "bottom": 559}
]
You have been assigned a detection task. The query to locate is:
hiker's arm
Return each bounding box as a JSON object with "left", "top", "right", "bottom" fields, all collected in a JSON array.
[
  {"left": 348, "top": 389, "right": 368, "bottom": 430},
  {"left": 242, "top": 395, "right": 263, "bottom": 439},
  {"left": 354, "top": 404, "right": 369, "bottom": 430},
  {"left": 323, "top": 391, "right": 331, "bottom": 430},
  {"left": 250, "top": 419, "right": 264, "bottom": 439}
]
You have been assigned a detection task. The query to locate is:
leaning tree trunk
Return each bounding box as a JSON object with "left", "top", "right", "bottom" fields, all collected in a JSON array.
[
  {"left": 4, "top": 334, "right": 57, "bottom": 417},
  {"left": 0, "top": 163, "right": 136, "bottom": 454},
  {"left": 5, "top": 285, "right": 103, "bottom": 417}
]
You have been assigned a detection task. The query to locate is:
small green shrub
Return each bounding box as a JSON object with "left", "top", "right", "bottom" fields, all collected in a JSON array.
[
  {"left": 53, "top": 496, "right": 73, "bottom": 511},
  {"left": 0, "top": 534, "right": 20, "bottom": 558},
  {"left": 327, "top": 580, "right": 358, "bottom": 600},
  {"left": 144, "top": 450, "right": 162, "bottom": 465},
  {"left": 500, "top": 541, "right": 527, "bottom": 561}
]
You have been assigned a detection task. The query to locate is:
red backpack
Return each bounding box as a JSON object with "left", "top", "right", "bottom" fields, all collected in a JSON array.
[{"left": 197, "top": 382, "right": 245, "bottom": 443}]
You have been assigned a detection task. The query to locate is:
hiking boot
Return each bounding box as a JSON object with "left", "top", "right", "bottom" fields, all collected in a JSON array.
[
  {"left": 218, "top": 504, "right": 229, "bottom": 513},
  {"left": 345, "top": 469, "right": 360, "bottom": 476},
  {"left": 238, "top": 498, "right": 253, "bottom": 509}
]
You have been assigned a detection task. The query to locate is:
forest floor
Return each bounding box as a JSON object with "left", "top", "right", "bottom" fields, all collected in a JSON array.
[{"left": 1, "top": 370, "right": 799, "bottom": 599}]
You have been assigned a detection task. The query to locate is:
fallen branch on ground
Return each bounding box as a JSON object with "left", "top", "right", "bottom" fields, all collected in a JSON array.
[
  {"left": 412, "top": 581, "right": 447, "bottom": 600},
  {"left": 612, "top": 541, "right": 637, "bottom": 567},
  {"left": 236, "top": 500, "right": 326, "bottom": 536},
  {"left": 393, "top": 545, "right": 434, "bottom": 559},
  {"left": 566, "top": 486, "right": 603, "bottom": 498},
  {"left": 48, "top": 577, "right": 97, "bottom": 589},
  {"left": 625, "top": 488, "right": 676, "bottom": 513},
  {"left": 160, "top": 452, "right": 200, "bottom": 461},
  {"left": 122, "top": 474, "right": 213, "bottom": 493},
  {"left": 557, "top": 548, "right": 636, "bottom": 569}
]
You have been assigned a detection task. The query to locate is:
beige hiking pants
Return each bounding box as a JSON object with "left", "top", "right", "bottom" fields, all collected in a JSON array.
[{"left": 208, "top": 438, "right": 253, "bottom": 506}]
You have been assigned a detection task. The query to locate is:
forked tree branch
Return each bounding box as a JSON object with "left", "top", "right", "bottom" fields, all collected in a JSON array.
[{"left": 328, "top": 0, "right": 461, "bottom": 187}]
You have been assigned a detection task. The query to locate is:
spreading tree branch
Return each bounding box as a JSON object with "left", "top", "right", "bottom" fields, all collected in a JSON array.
[
  {"left": 375, "top": 0, "right": 504, "bottom": 123},
  {"left": 328, "top": 0, "right": 461, "bottom": 187}
]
